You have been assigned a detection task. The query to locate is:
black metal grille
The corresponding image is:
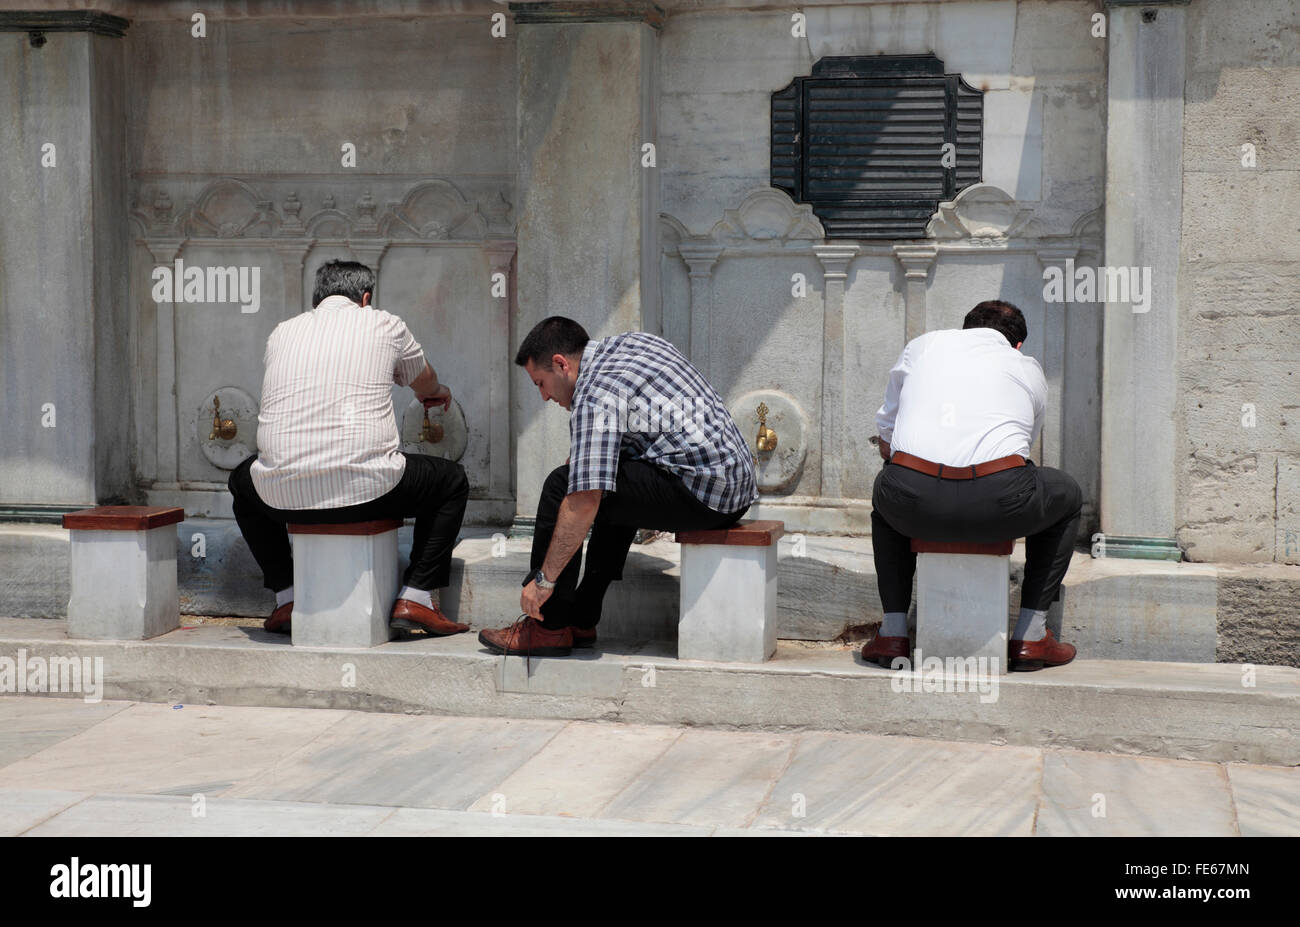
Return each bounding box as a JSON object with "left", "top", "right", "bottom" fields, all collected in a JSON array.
[{"left": 772, "top": 55, "right": 983, "bottom": 240}]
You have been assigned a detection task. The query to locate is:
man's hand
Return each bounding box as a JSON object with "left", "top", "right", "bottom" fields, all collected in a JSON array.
[
  {"left": 521, "top": 576, "right": 552, "bottom": 620},
  {"left": 520, "top": 490, "right": 601, "bottom": 619},
  {"left": 421, "top": 383, "right": 452, "bottom": 411},
  {"left": 878, "top": 438, "right": 891, "bottom": 462}
]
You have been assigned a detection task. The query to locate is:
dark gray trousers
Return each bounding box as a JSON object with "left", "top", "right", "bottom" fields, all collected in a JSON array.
[{"left": 871, "top": 459, "right": 1082, "bottom": 614}]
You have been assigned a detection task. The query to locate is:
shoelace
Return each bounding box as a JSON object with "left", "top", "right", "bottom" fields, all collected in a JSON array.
[{"left": 505, "top": 613, "right": 534, "bottom": 676}]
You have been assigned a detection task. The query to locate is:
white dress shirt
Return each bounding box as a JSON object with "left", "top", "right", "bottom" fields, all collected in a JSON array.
[
  {"left": 875, "top": 327, "right": 1046, "bottom": 467},
  {"left": 250, "top": 295, "right": 427, "bottom": 509}
]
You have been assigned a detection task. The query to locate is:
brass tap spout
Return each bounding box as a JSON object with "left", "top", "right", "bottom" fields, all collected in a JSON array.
[
  {"left": 209, "top": 397, "right": 237, "bottom": 441},
  {"left": 755, "top": 402, "right": 777, "bottom": 453}
]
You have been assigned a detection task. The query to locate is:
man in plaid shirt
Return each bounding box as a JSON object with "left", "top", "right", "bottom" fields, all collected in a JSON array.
[{"left": 479, "top": 316, "right": 759, "bottom": 656}]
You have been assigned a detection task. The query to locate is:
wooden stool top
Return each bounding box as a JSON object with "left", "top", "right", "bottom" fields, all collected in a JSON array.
[
  {"left": 63, "top": 505, "right": 185, "bottom": 531},
  {"left": 677, "top": 520, "right": 784, "bottom": 547},
  {"left": 911, "top": 539, "right": 1015, "bottom": 556},
  {"left": 287, "top": 519, "right": 403, "bottom": 536}
]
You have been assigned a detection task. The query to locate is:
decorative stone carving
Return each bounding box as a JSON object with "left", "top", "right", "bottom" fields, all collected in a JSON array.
[
  {"left": 709, "top": 188, "right": 824, "bottom": 243},
  {"left": 480, "top": 190, "right": 514, "bottom": 236},
  {"left": 279, "top": 191, "right": 304, "bottom": 234},
  {"left": 381, "top": 180, "right": 486, "bottom": 240},
  {"left": 354, "top": 191, "right": 380, "bottom": 234},
  {"left": 304, "top": 207, "right": 352, "bottom": 239},
  {"left": 178, "top": 178, "right": 278, "bottom": 238},
  {"left": 732, "top": 390, "right": 809, "bottom": 495},
  {"left": 134, "top": 179, "right": 512, "bottom": 243},
  {"left": 1070, "top": 207, "right": 1103, "bottom": 248},
  {"left": 925, "top": 183, "right": 1034, "bottom": 241},
  {"left": 659, "top": 213, "right": 691, "bottom": 251},
  {"left": 151, "top": 191, "right": 173, "bottom": 231},
  {"left": 195, "top": 386, "right": 259, "bottom": 471}
]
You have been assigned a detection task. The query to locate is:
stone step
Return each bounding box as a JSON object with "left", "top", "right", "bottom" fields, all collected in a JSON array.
[
  {"left": 3, "top": 521, "right": 1297, "bottom": 665},
  {"left": 1, "top": 618, "right": 1296, "bottom": 766}
]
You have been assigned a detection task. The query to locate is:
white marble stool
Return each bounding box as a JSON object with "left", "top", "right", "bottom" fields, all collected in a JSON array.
[
  {"left": 912, "top": 538, "right": 1014, "bottom": 674},
  {"left": 63, "top": 505, "right": 185, "bottom": 640},
  {"left": 286, "top": 519, "right": 402, "bottom": 649},
  {"left": 676, "top": 520, "right": 784, "bottom": 663}
]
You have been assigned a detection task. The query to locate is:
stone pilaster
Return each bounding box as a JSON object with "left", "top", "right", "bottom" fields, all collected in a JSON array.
[
  {"left": 509, "top": 1, "right": 663, "bottom": 521},
  {"left": 0, "top": 13, "right": 131, "bottom": 508},
  {"left": 893, "top": 244, "right": 938, "bottom": 344},
  {"left": 677, "top": 242, "right": 723, "bottom": 377},
  {"left": 484, "top": 242, "right": 518, "bottom": 500},
  {"left": 1036, "top": 246, "right": 1079, "bottom": 471},
  {"left": 1098, "top": 0, "right": 1188, "bottom": 560},
  {"left": 814, "top": 245, "right": 859, "bottom": 498},
  {"left": 144, "top": 239, "right": 184, "bottom": 485}
]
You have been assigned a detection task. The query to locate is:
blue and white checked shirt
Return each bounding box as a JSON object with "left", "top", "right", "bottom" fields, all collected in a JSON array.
[{"left": 567, "top": 332, "right": 759, "bottom": 514}]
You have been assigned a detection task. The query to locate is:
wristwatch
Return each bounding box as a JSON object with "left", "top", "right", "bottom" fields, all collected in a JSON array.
[{"left": 524, "top": 568, "right": 555, "bottom": 591}]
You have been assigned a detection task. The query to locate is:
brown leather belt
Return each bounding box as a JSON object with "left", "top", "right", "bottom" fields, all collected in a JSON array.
[{"left": 890, "top": 451, "right": 1026, "bottom": 480}]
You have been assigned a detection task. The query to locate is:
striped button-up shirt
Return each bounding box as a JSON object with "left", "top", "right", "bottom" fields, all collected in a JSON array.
[
  {"left": 568, "top": 332, "right": 759, "bottom": 514},
  {"left": 250, "top": 295, "right": 427, "bottom": 510}
]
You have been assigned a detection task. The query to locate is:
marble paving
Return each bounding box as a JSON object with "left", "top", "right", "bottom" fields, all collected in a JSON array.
[{"left": 1, "top": 696, "right": 1295, "bottom": 837}]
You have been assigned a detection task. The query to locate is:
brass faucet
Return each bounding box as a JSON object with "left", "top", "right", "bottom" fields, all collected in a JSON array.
[
  {"left": 209, "top": 397, "right": 237, "bottom": 441},
  {"left": 755, "top": 402, "right": 777, "bottom": 453},
  {"left": 421, "top": 408, "right": 445, "bottom": 444}
]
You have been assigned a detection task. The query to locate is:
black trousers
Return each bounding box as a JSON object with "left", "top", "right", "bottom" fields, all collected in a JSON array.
[
  {"left": 228, "top": 453, "right": 469, "bottom": 594},
  {"left": 871, "top": 459, "right": 1082, "bottom": 615},
  {"left": 535, "top": 458, "right": 749, "bottom": 630}
]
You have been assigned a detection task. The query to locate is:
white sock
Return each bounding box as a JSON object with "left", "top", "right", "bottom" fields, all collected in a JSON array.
[
  {"left": 399, "top": 585, "right": 437, "bottom": 609},
  {"left": 275, "top": 586, "right": 294, "bottom": 607},
  {"left": 880, "top": 611, "right": 908, "bottom": 637},
  {"left": 1013, "top": 607, "right": 1047, "bottom": 642}
]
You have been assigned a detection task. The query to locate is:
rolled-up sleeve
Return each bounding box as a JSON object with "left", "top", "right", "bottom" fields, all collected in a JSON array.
[
  {"left": 567, "top": 392, "right": 621, "bottom": 494},
  {"left": 875, "top": 342, "right": 914, "bottom": 444},
  {"left": 389, "top": 315, "right": 427, "bottom": 387}
]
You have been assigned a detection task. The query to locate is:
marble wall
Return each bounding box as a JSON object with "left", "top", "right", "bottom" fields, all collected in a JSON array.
[
  {"left": 8, "top": 0, "right": 1294, "bottom": 562},
  {"left": 120, "top": 12, "right": 517, "bottom": 519},
  {"left": 1178, "top": 0, "right": 1300, "bottom": 563},
  {"left": 657, "top": 0, "right": 1107, "bottom": 530}
]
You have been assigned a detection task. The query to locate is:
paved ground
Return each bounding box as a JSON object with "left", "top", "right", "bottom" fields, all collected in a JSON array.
[{"left": 2, "top": 696, "right": 1295, "bottom": 836}]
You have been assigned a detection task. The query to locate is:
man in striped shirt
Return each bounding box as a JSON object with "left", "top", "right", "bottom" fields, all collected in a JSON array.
[
  {"left": 228, "top": 260, "right": 470, "bottom": 638},
  {"left": 479, "top": 316, "right": 759, "bottom": 656}
]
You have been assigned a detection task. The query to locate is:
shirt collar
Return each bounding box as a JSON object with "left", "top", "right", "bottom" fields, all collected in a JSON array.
[
  {"left": 315, "top": 295, "right": 362, "bottom": 311},
  {"left": 571, "top": 338, "right": 603, "bottom": 406}
]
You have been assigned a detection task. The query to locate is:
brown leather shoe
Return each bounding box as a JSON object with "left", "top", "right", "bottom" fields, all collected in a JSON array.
[
  {"left": 478, "top": 616, "right": 573, "bottom": 657},
  {"left": 860, "top": 634, "right": 910, "bottom": 669},
  {"left": 390, "top": 599, "right": 470, "bottom": 636},
  {"left": 1008, "top": 628, "right": 1076, "bottom": 671},
  {"left": 265, "top": 602, "right": 292, "bottom": 635},
  {"left": 571, "top": 626, "right": 597, "bottom": 649}
]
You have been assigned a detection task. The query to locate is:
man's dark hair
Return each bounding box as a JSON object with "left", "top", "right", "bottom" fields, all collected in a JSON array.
[
  {"left": 514, "top": 316, "right": 591, "bottom": 369},
  {"left": 962, "top": 299, "right": 1027, "bottom": 347},
  {"left": 312, "top": 260, "right": 375, "bottom": 308}
]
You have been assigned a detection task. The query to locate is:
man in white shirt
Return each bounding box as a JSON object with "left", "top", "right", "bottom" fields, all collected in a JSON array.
[
  {"left": 228, "top": 260, "right": 471, "bottom": 638},
  {"left": 867, "top": 300, "right": 1082, "bottom": 671}
]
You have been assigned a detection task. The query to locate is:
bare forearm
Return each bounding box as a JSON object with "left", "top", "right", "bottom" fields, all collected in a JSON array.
[
  {"left": 541, "top": 491, "right": 600, "bottom": 580},
  {"left": 410, "top": 362, "right": 440, "bottom": 398}
]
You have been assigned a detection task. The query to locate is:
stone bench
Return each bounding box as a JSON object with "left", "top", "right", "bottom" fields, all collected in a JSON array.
[
  {"left": 286, "top": 519, "right": 402, "bottom": 648},
  {"left": 911, "top": 538, "right": 1013, "bottom": 674},
  {"left": 62, "top": 505, "right": 185, "bottom": 640},
  {"left": 675, "top": 520, "right": 784, "bottom": 663}
]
